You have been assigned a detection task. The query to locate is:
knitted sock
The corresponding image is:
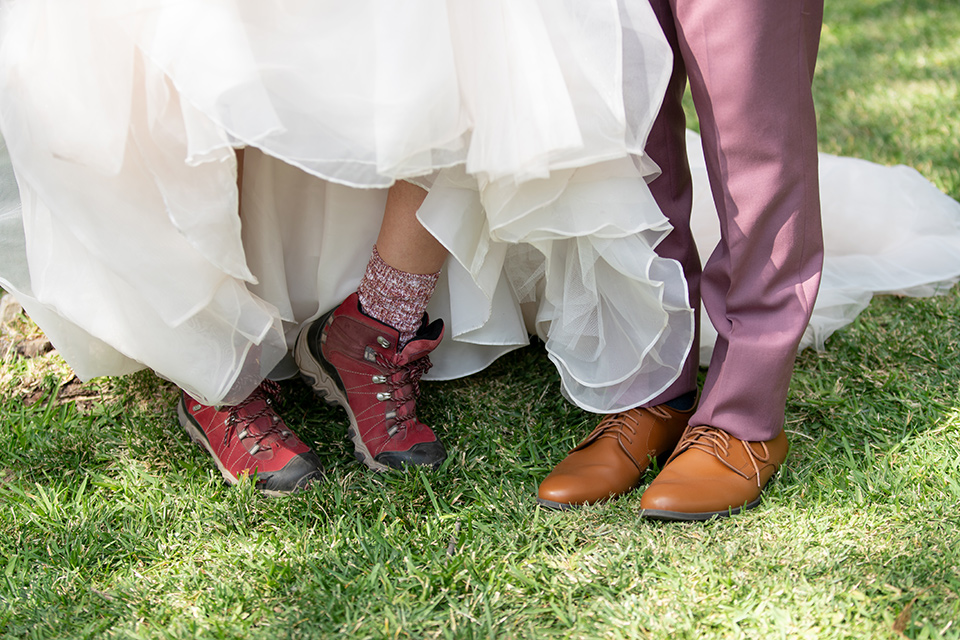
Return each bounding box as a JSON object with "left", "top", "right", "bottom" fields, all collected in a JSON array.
[
  {"left": 664, "top": 390, "right": 697, "bottom": 412},
  {"left": 357, "top": 246, "right": 440, "bottom": 347}
]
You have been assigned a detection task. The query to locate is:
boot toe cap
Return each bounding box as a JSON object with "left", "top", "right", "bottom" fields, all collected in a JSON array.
[
  {"left": 256, "top": 451, "right": 325, "bottom": 496},
  {"left": 376, "top": 440, "right": 447, "bottom": 469}
]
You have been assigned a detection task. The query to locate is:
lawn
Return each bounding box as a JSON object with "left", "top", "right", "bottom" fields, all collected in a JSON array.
[{"left": 2, "top": 1, "right": 959, "bottom": 638}]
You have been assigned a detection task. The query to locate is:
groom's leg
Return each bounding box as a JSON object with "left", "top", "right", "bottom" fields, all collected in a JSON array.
[
  {"left": 538, "top": 0, "right": 823, "bottom": 512},
  {"left": 639, "top": 0, "right": 824, "bottom": 520},
  {"left": 676, "top": 0, "right": 824, "bottom": 442}
]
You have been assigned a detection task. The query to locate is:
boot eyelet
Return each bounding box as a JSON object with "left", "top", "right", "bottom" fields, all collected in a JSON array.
[
  {"left": 372, "top": 375, "right": 387, "bottom": 384},
  {"left": 377, "top": 336, "right": 391, "bottom": 348},
  {"left": 376, "top": 392, "right": 392, "bottom": 401}
]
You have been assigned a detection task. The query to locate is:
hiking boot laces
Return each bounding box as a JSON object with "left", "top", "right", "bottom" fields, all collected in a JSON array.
[
  {"left": 370, "top": 350, "right": 433, "bottom": 438},
  {"left": 223, "top": 380, "right": 293, "bottom": 455}
]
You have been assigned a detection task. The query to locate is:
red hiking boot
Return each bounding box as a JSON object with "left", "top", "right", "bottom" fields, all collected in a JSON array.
[
  {"left": 294, "top": 293, "right": 447, "bottom": 471},
  {"left": 178, "top": 380, "right": 323, "bottom": 496}
]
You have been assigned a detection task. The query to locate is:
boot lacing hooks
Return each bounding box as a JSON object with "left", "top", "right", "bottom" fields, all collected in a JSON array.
[
  {"left": 223, "top": 380, "right": 292, "bottom": 454},
  {"left": 369, "top": 337, "right": 433, "bottom": 438}
]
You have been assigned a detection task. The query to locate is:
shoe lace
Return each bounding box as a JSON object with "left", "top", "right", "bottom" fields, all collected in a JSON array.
[
  {"left": 672, "top": 425, "right": 772, "bottom": 487},
  {"left": 576, "top": 406, "right": 671, "bottom": 472},
  {"left": 374, "top": 353, "right": 433, "bottom": 437},
  {"left": 224, "top": 380, "right": 292, "bottom": 454}
]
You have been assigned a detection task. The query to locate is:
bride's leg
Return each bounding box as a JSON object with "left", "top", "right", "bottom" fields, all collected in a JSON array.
[
  {"left": 295, "top": 180, "right": 450, "bottom": 471},
  {"left": 376, "top": 180, "right": 447, "bottom": 275},
  {"left": 361, "top": 180, "right": 447, "bottom": 346}
]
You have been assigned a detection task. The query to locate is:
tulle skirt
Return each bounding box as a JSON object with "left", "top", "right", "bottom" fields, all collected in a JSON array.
[
  {"left": 1, "top": 0, "right": 959, "bottom": 412},
  {"left": 0, "top": 0, "right": 691, "bottom": 411}
]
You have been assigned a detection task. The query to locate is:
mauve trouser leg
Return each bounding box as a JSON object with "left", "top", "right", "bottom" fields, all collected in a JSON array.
[{"left": 643, "top": 0, "right": 824, "bottom": 441}]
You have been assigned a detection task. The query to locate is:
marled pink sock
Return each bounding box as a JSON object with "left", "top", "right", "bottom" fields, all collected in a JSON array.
[{"left": 357, "top": 246, "right": 439, "bottom": 347}]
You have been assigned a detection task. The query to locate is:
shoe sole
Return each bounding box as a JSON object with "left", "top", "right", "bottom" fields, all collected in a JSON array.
[
  {"left": 639, "top": 496, "right": 762, "bottom": 521},
  {"left": 177, "top": 397, "right": 309, "bottom": 498},
  {"left": 295, "top": 318, "right": 390, "bottom": 473},
  {"left": 536, "top": 497, "right": 582, "bottom": 511},
  {"left": 639, "top": 464, "right": 785, "bottom": 521}
]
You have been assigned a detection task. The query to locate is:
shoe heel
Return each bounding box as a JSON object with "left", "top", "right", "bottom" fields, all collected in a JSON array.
[{"left": 177, "top": 399, "right": 240, "bottom": 486}]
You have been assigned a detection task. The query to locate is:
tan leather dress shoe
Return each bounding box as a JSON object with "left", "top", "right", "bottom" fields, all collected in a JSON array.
[
  {"left": 639, "top": 425, "right": 788, "bottom": 521},
  {"left": 537, "top": 404, "right": 693, "bottom": 509}
]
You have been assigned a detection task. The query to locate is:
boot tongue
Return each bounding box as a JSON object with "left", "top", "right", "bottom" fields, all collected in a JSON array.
[
  {"left": 396, "top": 318, "right": 444, "bottom": 365},
  {"left": 231, "top": 396, "right": 283, "bottom": 446}
]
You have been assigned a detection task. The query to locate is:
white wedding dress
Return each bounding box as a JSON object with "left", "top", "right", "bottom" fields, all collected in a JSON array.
[{"left": 0, "top": 0, "right": 958, "bottom": 411}]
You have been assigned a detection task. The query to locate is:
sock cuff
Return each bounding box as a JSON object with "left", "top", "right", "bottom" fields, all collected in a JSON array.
[{"left": 357, "top": 246, "right": 440, "bottom": 344}]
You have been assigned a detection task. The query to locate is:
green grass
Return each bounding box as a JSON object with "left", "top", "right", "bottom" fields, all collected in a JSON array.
[
  {"left": 2, "top": 1, "right": 960, "bottom": 638},
  {"left": 815, "top": 0, "right": 960, "bottom": 200}
]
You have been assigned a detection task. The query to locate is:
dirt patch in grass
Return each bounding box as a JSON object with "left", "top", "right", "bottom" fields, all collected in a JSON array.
[{"left": 0, "top": 294, "right": 116, "bottom": 410}]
